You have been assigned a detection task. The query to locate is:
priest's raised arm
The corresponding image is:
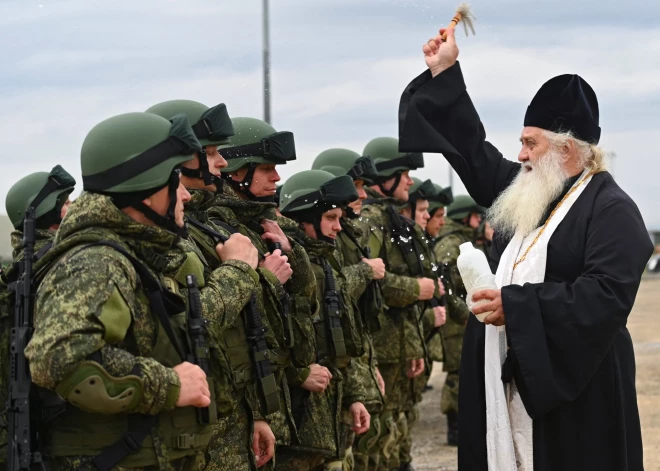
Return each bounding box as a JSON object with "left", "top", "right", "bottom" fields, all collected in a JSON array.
[{"left": 398, "top": 30, "right": 519, "bottom": 207}]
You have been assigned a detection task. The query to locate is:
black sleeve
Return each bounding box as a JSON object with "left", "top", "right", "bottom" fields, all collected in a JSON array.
[{"left": 398, "top": 62, "right": 520, "bottom": 207}]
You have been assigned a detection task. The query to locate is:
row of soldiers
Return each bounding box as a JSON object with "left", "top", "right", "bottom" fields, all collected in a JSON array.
[{"left": 0, "top": 100, "right": 487, "bottom": 471}]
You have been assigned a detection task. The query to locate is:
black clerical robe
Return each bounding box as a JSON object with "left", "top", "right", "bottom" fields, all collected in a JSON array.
[{"left": 398, "top": 62, "right": 653, "bottom": 471}]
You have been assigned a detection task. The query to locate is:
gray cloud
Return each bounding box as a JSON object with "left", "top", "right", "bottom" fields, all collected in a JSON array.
[{"left": 0, "top": 0, "right": 658, "bottom": 230}]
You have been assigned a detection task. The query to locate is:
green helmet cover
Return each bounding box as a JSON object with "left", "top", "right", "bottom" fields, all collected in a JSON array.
[
  {"left": 363, "top": 137, "right": 424, "bottom": 178},
  {"left": 312, "top": 149, "right": 378, "bottom": 184},
  {"left": 408, "top": 178, "right": 438, "bottom": 203},
  {"left": 6, "top": 167, "right": 76, "bottom": 229},
  {"left": 81, "top": 112, "right": 199, "bottom": 194},
  {"left": 446, "top": 194, "right": 486, "bottom": 221},
  {"left": 146, "top": 100, "right": 234, "bottom": 147},
  {"left": 428, "top": 183, "right": 454, "bottom": 215},
  {"left": 221, "top": 117, "right": 296, "bottom": 173},
  {"left": 279, "top": 170, "right": 358, "bottom": 216}
]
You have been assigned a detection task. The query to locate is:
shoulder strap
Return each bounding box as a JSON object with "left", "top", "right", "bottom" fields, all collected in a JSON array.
[{"left": 83, "top": 241, "right": 186, "bottom": 362}]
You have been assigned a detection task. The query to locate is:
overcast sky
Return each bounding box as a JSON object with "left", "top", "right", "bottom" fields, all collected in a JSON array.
[{"left": 1, "top": 0, "right": 658, "bottom": 230}]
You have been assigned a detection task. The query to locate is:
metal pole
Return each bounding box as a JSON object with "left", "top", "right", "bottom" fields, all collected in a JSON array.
[{"left": 263, "top": 0, "right": 271, "bottom": 124}]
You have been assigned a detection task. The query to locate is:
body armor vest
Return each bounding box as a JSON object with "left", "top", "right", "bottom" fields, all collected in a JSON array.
[{"left": 44, "top": 240, "right": 215, "bottom": 469}]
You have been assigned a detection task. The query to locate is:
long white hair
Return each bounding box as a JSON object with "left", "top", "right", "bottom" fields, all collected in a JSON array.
[{"left": 487, "top": 131, "right": 609, "bottom": 238}]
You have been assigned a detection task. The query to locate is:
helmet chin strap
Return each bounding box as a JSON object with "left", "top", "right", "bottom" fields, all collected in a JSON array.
[
  {"left": 345, "top": 206, "right": 360, "bottom": 219},
  {"left": 131, "top": 171, "right": 188, "bottom": 238},
  {"left": 223, "top": 163, "right": 275, "bottom": 202},
  {"left": 376, "top": 171, "right": 403, "bottom": 198},
  {"left": 181, "top": 148, "right": 223, "bottom": 191}
]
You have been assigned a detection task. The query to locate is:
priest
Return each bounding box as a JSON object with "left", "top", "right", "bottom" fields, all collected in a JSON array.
[{"left": 398, "top": 27, "right": 653, "bottom": 471}]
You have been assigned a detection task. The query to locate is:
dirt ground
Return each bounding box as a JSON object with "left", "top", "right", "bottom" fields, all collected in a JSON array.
[{"left": 411, "top": 276, "right": 660, "bottom": 471}]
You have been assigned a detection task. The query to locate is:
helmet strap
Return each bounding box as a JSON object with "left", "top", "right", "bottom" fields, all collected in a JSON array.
[
  {"left": 376, "top": 171, "right": 403, "bottom": 198},
  {"left": 130, "top": 171, "right": 187, "bottom": 238},
  {"left": 180, "top": 148, "right": 219, "bottom": 188}
]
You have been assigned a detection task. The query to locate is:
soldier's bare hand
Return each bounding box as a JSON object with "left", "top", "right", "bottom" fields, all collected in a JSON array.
[
  {"left": 260, "top": 219, "right": 292, "bottom": 252},
  {"left": 375, "top": 367, "right": 386, "bottom": 397},
  {"left": 433, "top": 306, "right": 447, "bottom": 327},
  {"left": 417, "top": 278, "right": 435, "bottom": 301},
  {"left": 349, "top": 402, "right": 371, "bottom": 434},
  {"left": 259, "top": 249, "right": 292, "bottom": 285},
  {"left": 301, "top": 364, "right": 332, "bottom": 393},
  {"left": 173, "top": 362, "right": 211, "bottom": 408},
  {"left": 362, "top": 257, "right": 385, "bottom": 280},
  {"left": 253, "top": 420, "right": 275, "bottom": 468},
  {"left": 436, "top": 280, "right": 446, "bottom": 296},
  {"left": 215, "top": 233, "right": 258, "bottom": 269},
  {"left": 407, "top": 358, "right": 425, "bottom": 379}
]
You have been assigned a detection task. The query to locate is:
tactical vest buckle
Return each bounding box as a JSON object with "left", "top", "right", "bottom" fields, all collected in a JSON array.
[{"left": 175, "top": 434, "right": 196, "bottom": 449}]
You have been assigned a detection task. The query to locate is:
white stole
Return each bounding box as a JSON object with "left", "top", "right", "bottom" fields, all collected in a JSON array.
[{"left": 484, "top": 170, "right": 594, "bottom": 470}]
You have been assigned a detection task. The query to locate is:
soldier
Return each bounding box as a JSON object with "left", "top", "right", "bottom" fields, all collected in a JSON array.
[
  {"left": 424, "top": 183, "right": 453, "bottom": 242},
  {"left": 278, "top": 170, "right": 372, "bottom": 471},
  {"left": 146, "top": 100, "right": 282, "bottom": 470},
  {"left": 214, "top": 117, "right": 328, "bottom": 460},
  {"left": 312, "top": 149, "right": 387, "bottom": 471},
  {"left": 0, "top": 167, "right": 76, "bottom": 470},
  {"left": 397, "top": 178, "right": 447, "bottom": 470},
  {"left": 433, "top": 194, "right": 484, "bottom": 446},
  {"left": 357, "top": 137, "right": 437, "bottom": 471},
  {"left": 24, "top": 112, "right": 239, "bottom": 470}
]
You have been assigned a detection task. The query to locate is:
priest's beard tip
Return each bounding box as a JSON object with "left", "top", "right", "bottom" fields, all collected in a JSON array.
[{"left": 487, "top": 148, "right": 570, "bottom": 238}]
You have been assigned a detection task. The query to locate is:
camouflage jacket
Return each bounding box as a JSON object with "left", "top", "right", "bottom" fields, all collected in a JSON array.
[
  {"left": 184, "top": 188, "right": 292, "bottom": 420},
  {"left": 335, "top": 218, "right": 384, "bottom": 411},
  {"left": 0, "top": 228, "right": 56, "bottom": 466},
  {"left": 356, "top": 188, "right": 425, "bottom": 364},
  {"left": 26, "top": 192, "right": 258, "bottom": 415},
  {"left": 432, "top": 219, "right": 473, "bottom": 338}
]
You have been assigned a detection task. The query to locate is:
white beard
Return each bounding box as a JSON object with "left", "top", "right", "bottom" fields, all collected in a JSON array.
[{"left": 487, "top": 148, "right": 570, "bottom": 239}]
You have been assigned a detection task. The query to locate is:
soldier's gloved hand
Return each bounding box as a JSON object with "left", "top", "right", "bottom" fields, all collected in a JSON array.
[
  {"left": 407, "top": 358, "right": 425, "bottom": 379},
  {"left": 301, "top": 364, "right": 332, "bottom": 392},
  {"left": 253, "top": 420, "right": 275, "bottom": 468},
  {"left": 215, "top": 233, "right": 258, "bottom": 269},
  {"left": 349, "top": 402, "right": 371, "bottom": 434},
  {"left": 260, "top": 249, "right": 293, "bottom": 285},
  {"left": 173, "top": 362, "right": 211, "bottom": 408},
  {"left": 434, "top": 306, "right": 447, "bottom": 327},
  {"left": 260, "top": 219, "right": 292, "bottom": 252},
  {"left": 375, "top": 367, "right": 386, "bottom": 397},
  {"left": 417, "top": 278, "right": 436, "bottom": 301},
  {"left": 362, "top": 257, "right": 385, "bottom": 280}
]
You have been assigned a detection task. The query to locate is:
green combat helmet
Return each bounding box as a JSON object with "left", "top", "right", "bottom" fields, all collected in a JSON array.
[
  {"left": 312, "top": 148, "right": 378, "bottom": 184},
  {"left": 363, "top": 137, "right": 424, "bottom": 198},
  {"left": 279, "top": 170, "right": 358, "bottom": 244},
  {"left": 6, "top": 168, "right": 76, "bottom": 230},
  {"left": 81, "top": 112, "right": 200, "bottom": 236},
  {"left": 446, "top": 195, "right": 486, "bottom": 223},
  {"left": 220, "top": 117, "right": 296, "bottom": 201},
  {"left": 428, "top": 183, "right": 454, "bottom": 217},
  {"left": 146, "top": 100, "right": 234, "bottom": 186}
]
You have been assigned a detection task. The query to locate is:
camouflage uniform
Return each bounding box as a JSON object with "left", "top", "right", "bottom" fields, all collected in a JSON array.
[
  {"left": 356, "top": 187, "right": 425, "bottom": 471},
  {"left": 398, "top": 221, "right": 445, "bottom": 466},
  {"left": 276, "top": 223, "right": 368, "bottom": 471},
  {"left": 335, "top": 219, "right": 385, "bottom": 471},
  {"left": 25, "top": 191, "right": 239, "bottom": 470},
  {"left": 203, "top": 185, "right": 318, "bottom": 455},
  {"left": 0, "top": 229, "right": 56, "bottom": 471},
  {"left": 185, "top": 187, "right": 311, "bottom": 471},
  {"left": 432, "top": 218, "right": 472, "bottom": 441}
]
